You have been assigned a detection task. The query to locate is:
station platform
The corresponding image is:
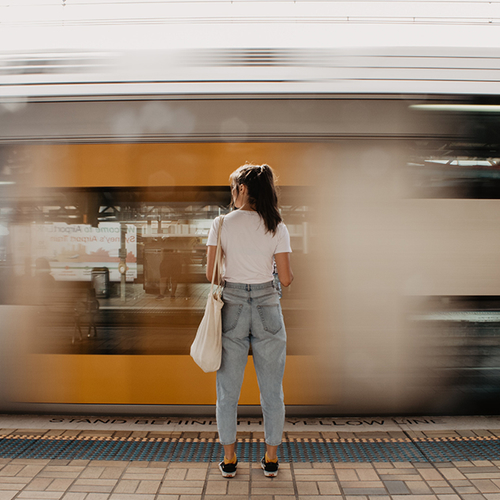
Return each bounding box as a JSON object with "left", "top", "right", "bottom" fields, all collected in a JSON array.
[{"left": 2, "top": 415, "right": 500, "bottom": 499}]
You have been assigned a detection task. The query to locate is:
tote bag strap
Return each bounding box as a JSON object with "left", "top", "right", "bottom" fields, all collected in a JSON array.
[{"left": 210, "top": 215, "right": 225, "bottom": 292}]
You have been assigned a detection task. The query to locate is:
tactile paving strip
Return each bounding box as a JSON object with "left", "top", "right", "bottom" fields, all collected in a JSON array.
[
  {"left": 1, "top": 435, "right": 499, "bottom": 462},
  {"left": 415, "top": 437, "right": 500, "bottom": 462}
]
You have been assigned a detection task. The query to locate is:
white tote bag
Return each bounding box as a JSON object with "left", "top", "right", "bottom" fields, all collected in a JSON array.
[{"left": 190, "top": 215, "right": 225, "bottom": 372}]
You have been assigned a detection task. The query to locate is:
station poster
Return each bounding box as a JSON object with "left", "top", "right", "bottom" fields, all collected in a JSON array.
[{"left": 26, "top": 222, "right": 137, "bottom": 282}]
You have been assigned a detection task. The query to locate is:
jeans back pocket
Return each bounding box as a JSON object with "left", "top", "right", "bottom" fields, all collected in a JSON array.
[
  {"left": 257, "top": 304, "right": 283, "bottom": 334},
  {"left": 222, "top": 303, "right": 243, "bottom": 333}
]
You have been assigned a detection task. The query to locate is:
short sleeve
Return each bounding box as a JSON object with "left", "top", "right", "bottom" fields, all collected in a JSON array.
[
  {"left": 275, "top": 223, "right": 292, "bottom": 254},
  {"left": 206, "top": 216, "right": 220, "bottom": 246}
]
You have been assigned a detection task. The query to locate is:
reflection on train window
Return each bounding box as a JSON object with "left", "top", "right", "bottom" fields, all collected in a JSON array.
[{"left": 2, "top": 186, "right": 314, "bottom": 356}]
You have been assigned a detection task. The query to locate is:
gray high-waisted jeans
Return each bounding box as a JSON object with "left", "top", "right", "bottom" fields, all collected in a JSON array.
[{"left": 216, "top": 281, "right": 286, "bottom": 447}]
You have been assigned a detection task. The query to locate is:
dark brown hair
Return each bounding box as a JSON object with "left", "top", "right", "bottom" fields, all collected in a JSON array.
[{"left": 230, "top": 163, "right": 282, "bottom": 234}]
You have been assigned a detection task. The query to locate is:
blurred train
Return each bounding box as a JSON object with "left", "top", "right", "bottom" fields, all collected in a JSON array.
[{"left": 2, "top": 1, "right": 500, "bottom": 416}]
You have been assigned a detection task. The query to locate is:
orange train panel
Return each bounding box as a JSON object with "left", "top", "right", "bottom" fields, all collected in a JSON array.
[
  {"left": 15, "top": 354, "right": 334, "bottom": 406},
  {"left": 25, "top": 143, "right": 327, "bottom": 188}
]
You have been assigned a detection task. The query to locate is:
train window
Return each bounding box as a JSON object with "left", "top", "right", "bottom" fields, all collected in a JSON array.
[
  {"left": 407, "top": 295, "right": 500, "bottom": 413},
  {"left": 407, "top": 156, "right": 500, "bottom": 199},
  {"left": 0, "top": 181, "right": 315, "bottom": 357},
  {"left": 408, "top": 101, "right": 500, "bottom": 199}
]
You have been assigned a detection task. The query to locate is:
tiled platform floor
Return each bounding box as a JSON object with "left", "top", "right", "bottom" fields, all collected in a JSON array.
[
  {"left": 3, "top": 425, "right": 500, "bottom": 499},
  {"left": 4, "top": 453, "right": 500, "bottom": 499}
]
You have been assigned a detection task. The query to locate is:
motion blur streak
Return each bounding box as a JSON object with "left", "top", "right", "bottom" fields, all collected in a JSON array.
[{"left": 1, "top": 1, "right": 500, "bottom": 416}]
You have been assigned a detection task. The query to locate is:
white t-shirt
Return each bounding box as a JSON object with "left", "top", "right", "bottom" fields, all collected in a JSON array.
[{"left": 207, "top": 210, "right": 292, "bottom": 284}]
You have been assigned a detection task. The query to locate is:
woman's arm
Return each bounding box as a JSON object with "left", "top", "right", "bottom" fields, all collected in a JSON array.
[
  {"left": 275, "top": 252, "right": 293, "bottom": 287},
  {"left": 206, "top": 245, "right": 220, "bottom": 283}
]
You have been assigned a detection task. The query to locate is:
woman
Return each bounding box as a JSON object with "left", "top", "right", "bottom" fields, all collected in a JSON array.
[{"left": 206, "top": 163, "right": 293, "bottom": 478}]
